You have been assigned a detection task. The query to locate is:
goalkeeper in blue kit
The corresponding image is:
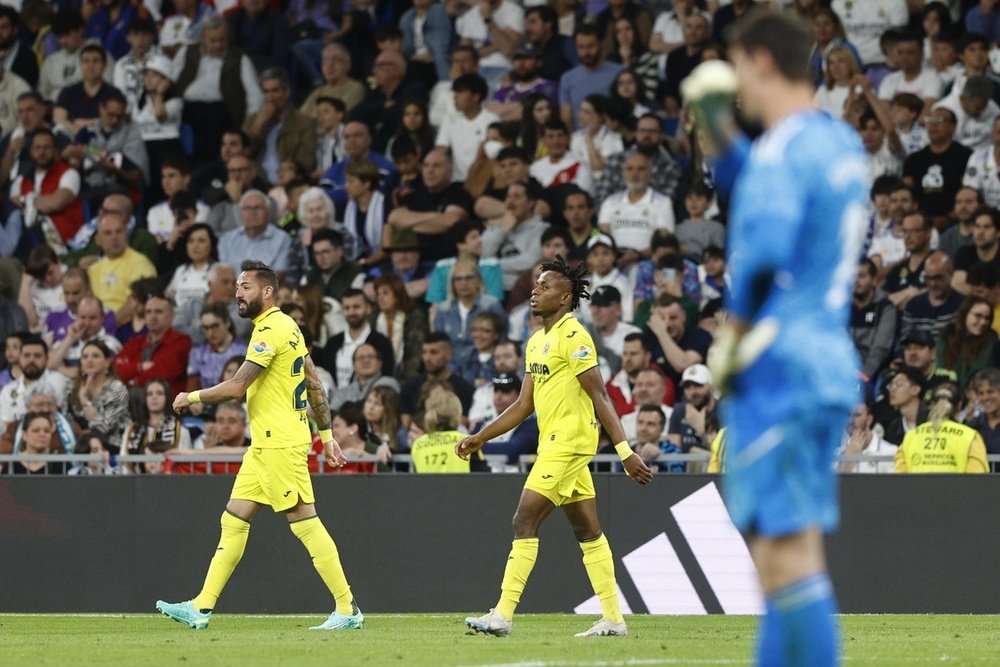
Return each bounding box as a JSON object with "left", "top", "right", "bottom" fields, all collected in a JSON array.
[{"left": 683, "top": 9, "right": 868, "bottom": 667}]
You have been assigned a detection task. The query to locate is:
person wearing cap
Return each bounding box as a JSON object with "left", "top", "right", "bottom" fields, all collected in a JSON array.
[
  {"left": 469, "top": 339, "right": 522, "bottom": 424},
  {"left": 597, "top": 151, "right": 675, "bottom": 269},
  {"left": 54, "top": 44, "right": 119, "bottom": 136},
  {"left": 133, "top": 53, "right": 185, "bottom": 198},
  {"left": 487, "top": 41, "right": 558, "bottom": 121},
  {"left": 482, "top": 181, "right": 550, "bottom": 291},
  {"left": 474, "top": 372, "right": 538, "bottom": 466},
  {"left": 589, "top": 284, "right": 640, "bottom": 367},
  {"left": 113, "top": 17, "right": 159, "bottom": 114},
  {"left": 665, "top": 363, "right": 715, "bottom": 457},
  {"left": 583, "top": 234, "right": 632, "bottom": 323},
  {"left": 900, "top": 251, "right": 963, "bottom": 341},
  {"left": 436, "top": 73, "right": 499, "bottom": 182},
  {"left": 934, "top": 75, "right": 1000, "bottom": 152},
  {"left": 851, "top": 259, "right": 898, "bottom": 384}
]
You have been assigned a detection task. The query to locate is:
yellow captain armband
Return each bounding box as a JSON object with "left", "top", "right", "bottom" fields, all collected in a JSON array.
[
  {"left": 188, "top": 390, "right": 202, "bottom": 404},
  {"left": 614, "top": 441, "right": 634, "bottom": 462},
  {"left": 319, "top": 429, "right": 334, "bottom": 443}
]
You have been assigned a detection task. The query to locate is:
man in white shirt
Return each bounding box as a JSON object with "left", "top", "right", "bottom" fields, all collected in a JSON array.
[
  {"left": 0, "top": 335, "right": 69, "bottom": 433},
  {"left": 39, "top": 9, "right": 115, "bottom": 101},
  {"left": 583, "top": 234, "right": 632, "bottom": 323},
  {"left": 878, "top": 32, "right": 942, "bottom": 115},
  {"left": 832, "top": 0, "right": 908, "bottom": 66},
  {"left": 597, "top": 152, "right": 675, "bottom": 268},
  {"left": 429, "top": 45, "right": 480, "bottom": 128},
  {"left": 436, "top": 73, "right": 499, "bottom": 182},
  {"left": 455, "top": 0, "right": 523, "bottom": 90},
  {"left": 837, "top": 402, "right": 897, "bottom": 474},
  {"left": 529, "top": 118, "right": 593, "bottom": 194},
  {"left": 963, "top": 116, "right": 1000, "bottom": 208}
]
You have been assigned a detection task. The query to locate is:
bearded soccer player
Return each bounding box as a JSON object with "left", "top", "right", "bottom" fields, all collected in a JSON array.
[
  {"left": 457, "top": 255, "right": 653, "bottom": 638},
  {"left": 156, "top": 259, "right": 363, "bottom": 631},
  {"left": 683, "top": 9, "right": 868, "bottom": 667}
]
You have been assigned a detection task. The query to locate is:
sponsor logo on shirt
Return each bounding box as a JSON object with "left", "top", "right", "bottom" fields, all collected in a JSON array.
[
  {"left": 253, "top": 340, "right": 273, "bottom": 354},
  {"left": 569, "top": 345, "right": 592, "bottom": 360}
]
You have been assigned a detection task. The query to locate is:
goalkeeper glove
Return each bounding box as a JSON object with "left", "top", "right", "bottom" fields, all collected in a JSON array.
[
  {"left": 681, "top": 60, "right": 739, "bottom": 156},
  {"left": 707, "top": 318, "right": 779, "bottom": 395}
]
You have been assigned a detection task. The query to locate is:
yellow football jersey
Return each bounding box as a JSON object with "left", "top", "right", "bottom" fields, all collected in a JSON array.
[
  {"left": 244, "top": 307, "right": 312, "bottom": 448},
  {"left": 524, "top": 313, "right": 600, "bottom": 456}
]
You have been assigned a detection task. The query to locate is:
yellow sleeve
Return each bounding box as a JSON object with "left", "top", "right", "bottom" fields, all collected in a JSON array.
[
  {"left": 966, "top": 434, "right": 989, "bottom": 473},
  {"left": 564, "top": 323, "right": 599, "bottom": 376},
  {"left": 893, "top": 439, "right": 908, "bottom": 473},
  {"left": 245, "top": 323, "right": 283, "bottom": 369},
  {"left": 707, "top": 429, "right": 724, "bottom": 474}
]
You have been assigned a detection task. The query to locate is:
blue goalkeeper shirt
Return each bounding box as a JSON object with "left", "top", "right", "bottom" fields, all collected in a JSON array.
[{"left": 714, "top": 110, "right": 868, "bottom": 416}]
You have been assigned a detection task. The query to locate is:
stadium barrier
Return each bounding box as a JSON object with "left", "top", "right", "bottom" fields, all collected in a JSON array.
[{"left": 3, "top": 473, "right": 1000, "bottom": 614}]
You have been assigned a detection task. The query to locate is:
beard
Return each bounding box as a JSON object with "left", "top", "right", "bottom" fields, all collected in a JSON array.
[
  {"left": 237, "top": 296, "right": 263, "bottom": 320},
  {"left": 22, "top": 363, "right": 43, "bottom": 380},
  {"left": 511, "top": 68, "right": 536, "bottom": 82}
]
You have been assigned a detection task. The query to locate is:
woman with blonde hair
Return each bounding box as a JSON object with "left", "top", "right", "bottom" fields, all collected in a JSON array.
[
  {"left": 410, "top": 390, "right": 484, "bottom": 473},
  {"left": 895, "top": 383, "right": 988, "bottom": 473},
  {"left": 814, "top": 46, "right": 859, "bottom": 119}
]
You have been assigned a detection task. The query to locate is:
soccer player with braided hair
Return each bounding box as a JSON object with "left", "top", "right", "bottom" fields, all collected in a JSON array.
[{"left": 457, "top": 254, "right": 652, "bottom": 638}]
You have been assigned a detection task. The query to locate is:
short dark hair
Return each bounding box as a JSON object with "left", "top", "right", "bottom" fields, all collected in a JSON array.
[
  {"left": 968, "top": 262, "right": 1000, "bottom": 289},
  {"left": 316, "top": 96, "right": 346, "bottom": 114},
  {"left": 16, "top": 90, "right": 44, "bottom": 106},
  {"left": 52, "top": 9, "right": 84, "bottom": 36},
  {"left": 871, "top": 175, "right": 903, "bottom": 200},
  {"left": 974, "top": 206, "right": 1000, "bottom": 231},
  {"left": 0, "top": 5, "right": 19, "bottom": 26},
  {"left": 726, "top": 9, "right": 815, "bottom": 83},
  {"left": 341, "top": 287, "right": 366, "bottom": 303},
  {"left": 703, "top": 245, "right": 725, "bottom": 262},
  {"left": 563, "top": 186, "right": 593, "bottom": 209},
  {"left": 651, "top": 229, "right": 680, "bottom": 252},
  {"left": 101, "top": 89, "right": 128, "bottom": 108},
  {"left": 890, "top": 92, "right": 923, "bottom": 115},
  {"left": 895, "top": 365, "right": 926, "bottom": 391},
  {"left": 623, "top": 332, "right": 648, "bottom": 350},
  {"left": 424, "top": 331, "right": 453, "bottom": 347},
  {"left": 80, "top": 43, "right": 106, "bottom": 63},
  {"left": 452, "top": 73, "right": 489, "bottom": 101},
  {"left": 860, "top": 258, "right": 878, "bottom": 278},
  {"left": 127, "top": 16, "right": 156, "bottom": 34},
  {"left": 20, "top": 334, "right": 48, "bottom": 356},
  {"left": 960, "top": 31, "right": 990, "bottom": 53},
  {"left": 453, "top": 43, "right": 479, "bottom": 63},
  {"left": 541, "top": 226, "right": 572, "bottom": 248},
  {"left": 496, "top": 146, "right": 530, "bottom": 164},
  {"left": 240, "top": 260, "right": 279, "bottom": 291},
  {"left": 449, "top": 218, "right": 483, "bottom": 247},
  {"left": 574, "top": 23, "right": 602, "bottom": 41},
  {"left": 375, "top": 26, "right": 403, "bottom": 42},
  {"left": 223, "top": 129, "right": 251, "bottom": 148},
  {"left": 638, "top": 403, "right": 666, "bottom": 428},
  {"left": 311, "top": 227, "right": 345, "bottom": 249},
  {"left": 161, "top": 153, "right": 192, "bottom": 174},
  {"left": 495, "top": 339, "right": 521, "bottom": 357},
  {"left": 543, "top": 118, "right": 569, "bottom": 135},
  {"left": 525, "top": 5, "right": 556, "bottom": 29}
]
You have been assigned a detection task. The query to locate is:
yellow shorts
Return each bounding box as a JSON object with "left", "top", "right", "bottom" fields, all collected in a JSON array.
[
  {"left": 230, "top": 444, "right": 315, "bottom": 512},
  {"left": 523, "top": 450, "right": 595, "bottom": 507}
]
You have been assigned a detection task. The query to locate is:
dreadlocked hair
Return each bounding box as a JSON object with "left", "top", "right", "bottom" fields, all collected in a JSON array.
[{"left": 541, "top": 254, "right": 590, "bottom": 311}]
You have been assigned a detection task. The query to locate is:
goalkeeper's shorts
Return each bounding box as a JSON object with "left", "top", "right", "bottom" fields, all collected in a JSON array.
[{"left": 721, "top": 400, "right": 847, "bottom": 538}]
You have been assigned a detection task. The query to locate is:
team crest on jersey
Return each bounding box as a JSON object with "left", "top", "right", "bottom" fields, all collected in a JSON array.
[
  {"left": 569, "top": 345, "right": 592, "bottom": 359},
  {"left": 253, "top": 340, "right": 273, "bottom": 354}
]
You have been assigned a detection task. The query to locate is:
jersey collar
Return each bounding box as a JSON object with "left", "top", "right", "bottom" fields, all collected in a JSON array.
[{"left": 253, "top": 306, "right": 280, "bottom": 326}]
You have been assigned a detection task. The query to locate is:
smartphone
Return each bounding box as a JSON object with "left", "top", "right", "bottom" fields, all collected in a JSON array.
[{"left": 661, "top": 268, "right": 677, "bottom": 282}]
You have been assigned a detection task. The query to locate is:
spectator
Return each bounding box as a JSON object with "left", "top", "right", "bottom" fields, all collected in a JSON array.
[
  {"left": 589, "top": 285, "right": 640, "bottom": 372},
  {"left": 63, "top": 339, "right": 129, "bottom": 444},
  {"left": 113, "top": 293, "right": 192, "bottom": 396},
  {"left": 9, "top": 411, "right": 60, "bottom": 474},
  {"left": 121, "top": 377, "right": 191, "bottom": 464},
  {"left": 314, "top": 97, "right": 346, "bottom": 178},
  {"left": 940, "top": 32, "right": 995, "bottom": 107},
  {"left": 468, "top": 339, "right": 521, "bottom": 424},
  {"left": 878, "top": 331, "right": 959, "bottom": 414},
  {"left": 112, "top": 16, "right": 157, "bottom": 114},
  {"left": 348, "top": 50, "right": 428, "bottom": 154},
  {"left": 518, "top": 93, "right": 554, "bottom": 161},
  {"left": 675, "top": 181, "right": 724, "bottom": 259},
  {"left": 455, "top": 0, "right": 523, "bottom": 90},
  {"left": 851, "top": 259, "right": 898, "bottom": 382},
  {"left": 968, "top": 368, "right": 1000, "bottom": 459},
  {"left": 0, "top": 92, "right": 63, "bottom": 206},
  {"left": 814, "top": 46, "right": 860, "bottom": 119},
  {"left": 9, "top": 129, "right": 84, "bottom": 256},
  {"left": 902, "top": 107, "right": 972, "bottom": 224},
  {"left": 364, "top": 384, "right": 400, "bottom": 456},
  {"left": 530, "top": 118, "right": 593, "bottom": 193},
  {"left": 935, "top": 76, "right": 999, "bottom": 152},
  {"left": 43, "top": 267, "right": 115, "bottom": 343},
  {"left": 895, "top": 383, "right": 988, "bottom": 473},
  {"left": 0, "top": 331, "right": 25, "bottom": 389},
  {"left": 901, "top": 251, "right": 963, "bottom": 340},
  {"left": 645, "top": 292, "right": 711, "bottom": 390},
  {"left": 940, "top": 186, "right": 979, "bottom": 259},
  {"left": 38, "top": 9, "right": 89, "bottom": 101},
  {"left": 606, "top": 17, "right": 657, "bottom": 96},
  {"left": 366, "top": 231, "right": 434, "bottom": 302},
  {"left": 474, "top": 145, "right": 549, "bottom": 222},
  {"left": 596, "top": 113, "right": 682, "bottom": 204},
  {"left": 434, "top": 259, "right": 505, "bottom": 362},
  {"left": 320, "top": 121, "right": 397, "bottom": 208},
  {"left": 244, "top": 68, "right": 316, "bottom": 185},
  {"left": 174, "top": 263, "right": 252, "bottom": 345},
  {"left": 487, "top": 42, "right": 557, "bottom": 121},
  {"left": 386, "top": 147, "right": 474, "bottom": 263},
  {"left": 71, "top": 429, "right": 120, "bottom": 475},
  {"left": 218, "top": 190, "right": 292, "bottom": 277},
  {"left": 968, "top": 264, "right": 1000, "bottom": 336},
  {"left": 890, "top": 92, "right": 929, "bottom": 157},
  {"left": 559, "top": 24, "right": 623, "bottom": 128},
  {"left": 610, "top": 68, "right": 652, "bottom": 118},
  {"left": 412, "top": 389, "right": 485, "bottom": 472},
  {"left": 663, "top": 12, "right": 709, "bottom": 111},
  {"left": 583, "top": 234, "right": 632, "bottom": 323},
  {"left": 966, "top": 1, "right": 1000, "bottom": 45},
  {"left": 878, "top": 364, "right": 928, "bottom": 446},
  {"left": 0, "top": 6, "right": 38, "bottom": 89},
  {"left": 650, "top": 0, "right": 708, "bottom": 55},
  {"left": 64, "top": 90, "right": 149, "bottom": 208},
  {"left": 191, "top": 130, "right": 262, "bottom": 204},
  {"left": 937, "top": 295, "right": 998, "bottom": 391},
  {"left": 399, "top": 0, "right": 452, "bottom": 86},
  {"left": 598, "top": 152, "right": 674, "bottom": 267},
  {"left": 619, "top": 367, "right": 671, "bottom": 442},
  {"left": 225, "top": 0, "right": 289, "bottom": 73},
  {"left": 46, "top": 295, "right": 122, "bottom": 374},
  {"left": 149, "top": 156, "right": 209, "bottom": 251},
  {"left": 523, "top": 5, "right": 574, "bottom": 82},
  {"left": 54, "top": 44, "right": 118, "bottom": 136},
  {"left": 15, "top": 249, "right": 60, "bottom": 337},
  {"left": 315, "top": 288, "right": 394, "bottom": 389},
  {"left": 632, "top": 403, "right": 684, "bottom": 473},
  {"left": 855, "top": 108, "right": 904, "bottom": 196},
  {"left": 185, "top": 301, "right": 246, "bottom": 400},
  {"left": 204, "top": 155, "right": 264, "bottom": 235},
  {"left": 0, "top": 336, "right": 69, "bottom": 433},
  {"left": 293, "top": 186, "right": 340, "bottom": 267},
  {"left": 665, "top": 363, "right": 715, "bottom": 456},
  {"left": 302, "top": 228, "right": 363, "bottom": 302},
  {"left": 481, "top": 181, "right": 549, "bottom": 291},
  {"left": 165, "top": 223, "right": 216, "bottom": 315},
  {"left": 429, "top": 45, "right": 480, "bottom": 129},
  {"left": 837, "top": 402, "right": 897, "bottom": 474},
  {"left": 87, "top": 212, "right": 156, "bottom": 319},
  {"left": 372, "top": 273, "right": 427, "bottom": 382},
  {"left": 563, "top": 188, "right": 598, "bottom": 262},
  {"left": 302, "top": 44, "right": 364, "bottom": 119},
  {"left": 698, "top": 245, "right": 730, "bottom": 310},
  {"left": 571, "top": 94, "right": 623, "bottom": 182},
  {"left": 832, "top": 0, "right": 908, "bottom": 67},
  {"left": 954, "top": 205, "right": 1000, "bottom": 293},
  {"left": 475, "top": 372, "right": 537, "bottom": 466},
  {"left": 436, "top": 74, "right": 499, "bottom": 182},
  {"left": 327, "top": 400, "right": 378, "bottom": 474},
  {"left": 400, "top": 332, "right": 476, "bottom": 428},
  {"left": 878, "top": 31, "right": 941, "bottom": 114},
  {"left": 133, "top": 55, "right": 184, "bottom": 200},
  {"left": 606, "top": 332, "right": 673, "bottom": 416},
  {"left": 454, "top": 311, "right": 504, "bottom": 387},
  {"left": 175, "top": 17, "right": 263, "bottom": 165},
  {"left": 426, "top": 220, "right": 504, "bottom": 306},
  {"left": 503, "top": 226, "right": 570, "bottom": 311},
  {"left": 885, "top": 211, "right": 933, "bottom": 309},
  {"left": 329, "top": 343, "right": 402, "bottom": 412},
  {"left": 386, "top": 100, "right": 437, "bottom": 163}
]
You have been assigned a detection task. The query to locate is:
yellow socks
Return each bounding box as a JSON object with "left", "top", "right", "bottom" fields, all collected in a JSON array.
[
  {"left": 290, "top": 516, "right": 354, "bottom": 615},
  {"left": 192, "top": 511, "right": 250, "bottom": 611},
  {"left": 580, "top": 533, "right": 624, "bottom": 623},
  {"left": 495, "top": 537, "right": 539, "bottom": 620}
]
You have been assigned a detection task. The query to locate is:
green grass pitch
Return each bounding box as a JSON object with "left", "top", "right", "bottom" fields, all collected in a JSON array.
[{"left": 2, "top": 614, "right": 999, "bottom": 666}]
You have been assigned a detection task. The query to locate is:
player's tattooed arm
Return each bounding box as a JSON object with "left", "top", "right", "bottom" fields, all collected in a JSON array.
[
  {"left": 206, "top": 361, "right": 262, "bottom": 402},
  {"left": 304, "top": 355, "right": 332, "bottom": 430}
]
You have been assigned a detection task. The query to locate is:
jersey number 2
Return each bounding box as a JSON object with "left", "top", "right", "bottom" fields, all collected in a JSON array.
[{"left": 291, "top": 356, "right": 307, "bottom": 411}]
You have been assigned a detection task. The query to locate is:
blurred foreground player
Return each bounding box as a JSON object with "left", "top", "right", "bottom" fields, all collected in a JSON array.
[
  {"left": 683, "top": 10, "right": 868, "bottom": 667},
  {"left": 457, "top": 256, "right": 652, "bottom": 638},
  {"left": 157, "top": 260, "right": 363, "bottom": 631}
]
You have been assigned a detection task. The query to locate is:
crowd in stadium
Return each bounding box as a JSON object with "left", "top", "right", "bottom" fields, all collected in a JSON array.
[{"left": 0, "top": 0, "right": 998, "bottom": 474}]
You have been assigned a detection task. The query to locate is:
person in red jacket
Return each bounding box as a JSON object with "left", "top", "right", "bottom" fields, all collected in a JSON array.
[
  {"left": 114, "top": 293, "right": 191, "bottom": 396},
  {"left": 10, "top": 128, "right": 84, "bottom": 252}
]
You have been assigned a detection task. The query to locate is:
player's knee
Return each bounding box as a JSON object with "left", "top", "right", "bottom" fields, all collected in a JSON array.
[
  {"left": 573, "top": 527, "right": 601, "bottom": 542},
  {"left": 511, "top": 510, "right": 538, "bottom": 538}
]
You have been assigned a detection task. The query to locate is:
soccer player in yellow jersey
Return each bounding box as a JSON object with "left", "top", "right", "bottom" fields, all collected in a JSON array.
[
  {"left": 457, "top": 255, "right": 653, "bottom": 638},
  {"left": 156, "top": 260, "right": 364, "bottom": 631}
]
